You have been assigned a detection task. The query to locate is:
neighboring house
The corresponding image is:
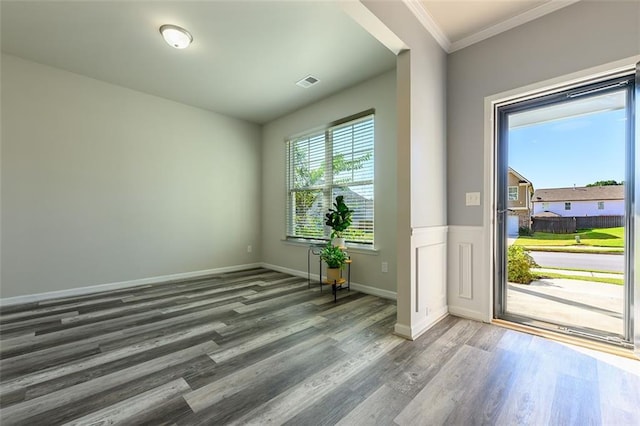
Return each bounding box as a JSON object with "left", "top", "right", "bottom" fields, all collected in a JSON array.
[
  {"left": 532, "top": 185, "right": 625, "bottom": 217},
  {"left": 507, "top": 167, "right": 534, "bottom": 236}
]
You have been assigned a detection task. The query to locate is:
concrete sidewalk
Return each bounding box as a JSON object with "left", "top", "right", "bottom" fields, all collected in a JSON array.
[
  {"left": 523, "top": 245, "right": 624, "bottom": 254},
  {"left": 533, "top": 268, "right": 623, "bottom": 280},
  {"left": 508, "top": 276, "right": 624, "bottom": 335}
]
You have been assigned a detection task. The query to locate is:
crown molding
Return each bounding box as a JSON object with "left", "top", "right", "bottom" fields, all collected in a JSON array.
[
  {"left": 403, "top": 0, "right": 581, "bottom": 54},
  {"left": 450, "top": 0, "right": 581, "bottom": 52},
  {"left": 401, "top": 0, "right": 451, "bottom": 52}
]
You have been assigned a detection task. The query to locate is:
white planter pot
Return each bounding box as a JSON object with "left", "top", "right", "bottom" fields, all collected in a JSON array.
[{"left": 332, "top": 237, "right": 345, "bottom": 248}]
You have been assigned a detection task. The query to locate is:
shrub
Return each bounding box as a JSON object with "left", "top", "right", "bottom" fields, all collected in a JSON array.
[
  {"left": 507, "top": 245, "right": 539, "bottom": 284},
  {"left": 518, "top": 226, "right": 532, "bottom": 236}
]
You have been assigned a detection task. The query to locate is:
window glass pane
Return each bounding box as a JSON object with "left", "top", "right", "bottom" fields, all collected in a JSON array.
[
  {"left": 286, "top": 113, "right": 374, "bottom": 243},
  {"left": 332, "top": 119, "right": 374, "bottom": 185},
  {"left": 290, "top": 189, "right": 324, "bottom": 239},
  {"left": 290, "top": 133, "right": 325, "bottom": 189},
  {"left": 333, "top": 184, "right": 374, "bottom": 244}
]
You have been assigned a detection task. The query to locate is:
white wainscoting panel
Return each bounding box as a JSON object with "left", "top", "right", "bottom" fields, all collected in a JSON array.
[
  {"left": 395, "top": 226, "right": 448, "bottom": 339},
  {"left": 458, "top": 243, "right": 473, "bottom": 299},
  {"left": 447, "top": 226, "right": 490, "bottom": 322}
]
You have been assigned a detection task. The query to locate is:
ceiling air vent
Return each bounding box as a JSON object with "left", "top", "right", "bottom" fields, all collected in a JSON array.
[{"left": 296, "top": 75, "right": 320, "bottom": 88}]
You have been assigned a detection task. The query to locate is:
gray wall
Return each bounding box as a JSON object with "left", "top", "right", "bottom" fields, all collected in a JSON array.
[
  {"left": 361, "top": 0, "right": 448, "bottom": 334},
  {"left": 447, "top": 0, "right": 640, "bottom": 226},
  {"left": 363, "top": 0, "right": 447, "bottom": 228},
  {"left": 1, "top": 54, "right": 262, "bottom": 297},
  {"left": 261, "top": 70, "right": 397, "bottom": 294}
]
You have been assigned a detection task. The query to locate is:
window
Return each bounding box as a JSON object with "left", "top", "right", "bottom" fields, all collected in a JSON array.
[
  {"left": 286, "top": 111, "right": 374, "bottom": 245},
  {"left": 565, "top": 202, "right": 571, "bottom": 210},
  {"left": 508, "top": 186, "right": 518, "bottom": 201},
  {"left": 598, "top": 201, "right": 605, "bottom": 210}
]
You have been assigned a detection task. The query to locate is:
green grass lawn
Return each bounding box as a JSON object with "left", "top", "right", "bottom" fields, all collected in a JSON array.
[{"left": 514, "top": 227, "right": 624, "bottom": 248}]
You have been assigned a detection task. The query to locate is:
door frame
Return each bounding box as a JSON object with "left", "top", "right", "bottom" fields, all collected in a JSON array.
[
  {"left": 494, "top": 74, "right": 633, "bottom": 344},
  {"left": 483, "top": 56, "right": 640, "bottom": 349}
]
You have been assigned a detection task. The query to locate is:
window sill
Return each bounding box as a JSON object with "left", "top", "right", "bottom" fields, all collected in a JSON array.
[{"left": 281, "top": 239, "right": 379, "bottom": 255}]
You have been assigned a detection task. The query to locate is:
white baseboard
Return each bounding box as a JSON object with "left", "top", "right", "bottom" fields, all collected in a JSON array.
[
  {"left": 261, "top": 263, "right": 315, "bottom": 281},
  {"left": 350, "top": 283, "right": 396, "bottom": 300},
  {"left": 394, "top": 307, "right": 449, "bottom": 340},
  {"left": 261, "top": 263, "right": 397, "bottom": 300},
  {"left": 448, "top": 306, "right": 488, "bottom": 323},
  {"left": 0, "top": 263, "right": 262, "bottom": 307},
  {"left": 394, "top": 323, "right": 412, "bottom": 339},
  {"left": 2, "top": 261, "right": 398, "bottom": 307}
]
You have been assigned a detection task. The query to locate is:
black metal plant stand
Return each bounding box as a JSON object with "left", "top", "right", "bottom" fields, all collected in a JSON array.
[{"left": 307, "top": 243, "right": 351, "bottom": 302}]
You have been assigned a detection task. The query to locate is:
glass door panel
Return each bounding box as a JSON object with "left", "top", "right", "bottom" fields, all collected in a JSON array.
[{"left": 495, "top": 75, "right": 634, "bottom": 347}]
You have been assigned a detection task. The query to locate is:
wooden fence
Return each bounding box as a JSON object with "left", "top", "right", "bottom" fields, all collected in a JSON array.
[
  {"left": 531, "top": 217, "right": 575, "bottom": 234},
  {"left": 532, "top": 215, "right": 624, "bottom": 233},
  {"left": 575, "top": 215, "right": 624, "bottom": 229}
]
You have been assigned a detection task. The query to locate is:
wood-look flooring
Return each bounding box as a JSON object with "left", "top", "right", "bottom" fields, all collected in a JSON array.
[{"left": 1, "top": 268, "right": 639, "bottom": 425}]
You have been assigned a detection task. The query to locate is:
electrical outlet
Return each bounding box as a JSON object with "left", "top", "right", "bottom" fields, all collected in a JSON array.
[
  {"left": 247, "top": 245, "right": 252, "bottom": 253},
  {"left": 381, "top": 261, "right": 388, "bottom": 273}
]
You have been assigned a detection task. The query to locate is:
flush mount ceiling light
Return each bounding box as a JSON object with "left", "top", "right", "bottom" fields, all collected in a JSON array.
[{"left": 159, "top": 24, "right": 193, "bottom": 49}]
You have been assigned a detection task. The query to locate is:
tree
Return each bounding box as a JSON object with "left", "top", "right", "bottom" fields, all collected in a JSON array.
[
  {"left": 292, "top": 146, "right": 372, "bottom": 237},
  {"left": 586, "top": 180, "right": 622, "bottom": 187}
]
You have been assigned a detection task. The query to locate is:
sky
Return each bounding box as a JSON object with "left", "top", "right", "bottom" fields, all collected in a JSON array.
[{"left": 508, "top": 107, "right": 627, "bottom": 190}]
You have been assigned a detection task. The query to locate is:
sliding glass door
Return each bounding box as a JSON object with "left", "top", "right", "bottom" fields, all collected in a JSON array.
[{"left": 495, "top": 71, "right": 636, "bottom": 348}]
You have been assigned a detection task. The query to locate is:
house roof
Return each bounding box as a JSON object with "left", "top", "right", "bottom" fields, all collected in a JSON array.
[
  {"left": 533, "top": 185, "right": 624, "bottom": 202},
  {"left": 533, "top": 211, "right": 562, "bottom": 218},
  {"left": 508, "top": 167, "right": 533, "bottom": 186}
]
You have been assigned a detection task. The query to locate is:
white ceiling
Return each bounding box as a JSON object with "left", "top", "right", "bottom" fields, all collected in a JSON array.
[
  {"left": 0, "top": 1, "right": 396, "bottom": 124},
  {"left": 1, "top": 1, "right": 580, "bottom": 124},
  {"left": 418, "top": 0, "right": 580, "bottom": 52}
]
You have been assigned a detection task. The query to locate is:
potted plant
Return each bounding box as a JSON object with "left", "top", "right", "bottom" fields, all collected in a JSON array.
[
  {"left": 324, "top": 195, "right": 353, "bottom": 247},
  {"left": 320, "top": 243, "right": 348, "bottom": 283}
]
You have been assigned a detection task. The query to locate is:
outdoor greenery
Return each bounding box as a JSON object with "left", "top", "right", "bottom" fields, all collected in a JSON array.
[
  {"left": 507, "top": 245, "right": 539, "bottom": 284},
  {"left": 292, "top": 144, "right": 371, "bottom": 240},
  {"left": 319, "top": 243, "right": 348, "bottom": 269},
  {"left": 518, "top": 226, "right": 532, "bottom": 236},
  {"left": 586, "top": 180, "right": 623, "bottom": 187},
  {"left": 520, "top": 247, "right": 623, "bottom": 254},
  {"left": 514, "top": 227, "right": 624, "bottom": 248},
  {"left": 293, "top": 216, "right": 324, "bottom": 239},
  {"left": 341, "top": 227, "right": 370, "bottom": 242},
  {"left": 325, "top": 195, "right": 353, "bottom": 238},
  {"left": 538, "top": 265, "right": 622, "bottom": 274}
]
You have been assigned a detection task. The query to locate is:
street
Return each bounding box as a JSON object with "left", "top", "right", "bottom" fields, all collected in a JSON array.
[{"left": 529, "top": 251, "right": 624, "bottom": 273}]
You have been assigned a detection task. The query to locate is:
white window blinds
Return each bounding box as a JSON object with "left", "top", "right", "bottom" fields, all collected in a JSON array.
[{"left": 286, "top": 112, "right": 374, "bottom": 244}]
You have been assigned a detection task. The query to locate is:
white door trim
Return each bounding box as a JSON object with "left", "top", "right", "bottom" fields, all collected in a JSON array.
[{"left": 483, "top": 55, "right": 640, "bottom": 322}]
